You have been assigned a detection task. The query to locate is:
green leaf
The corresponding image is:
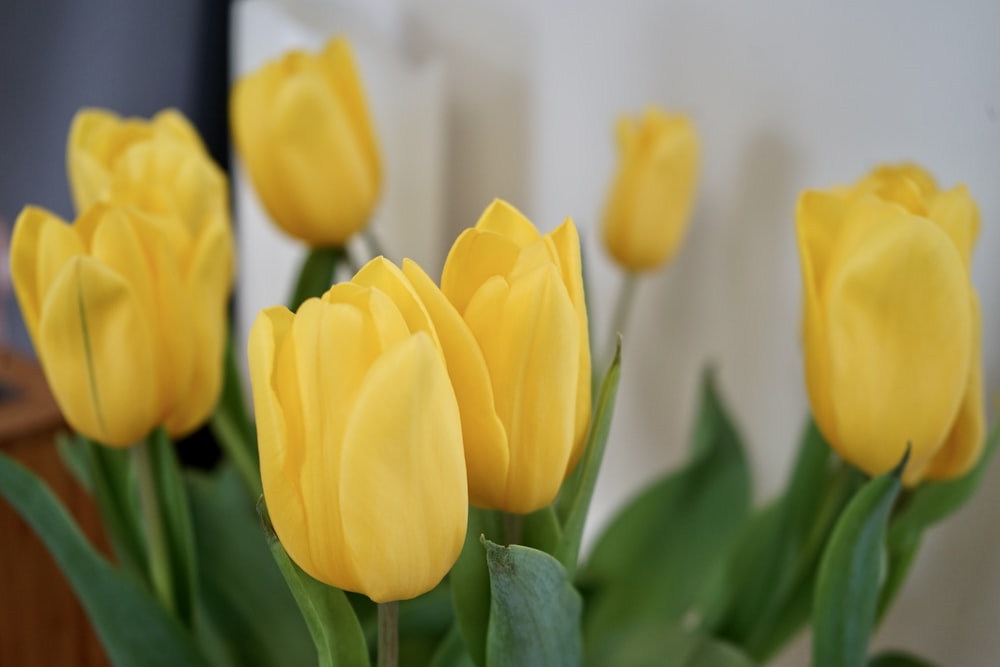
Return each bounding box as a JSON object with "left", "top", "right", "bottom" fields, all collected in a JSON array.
[
  {"left": 209, "top": 330, "right": 261, "bottom": 498},
  {"left": 554, "top": 342, "right": 621, "bottom": 575},
  {"left": 450, "top": 507, "right": 503, "bottom": 667},
  {"left": 867, "top": 651, "right": 937, "bottom": 667},
  {"left": 813, "top": 452, "right": 906, "bottom": 667},
  {"left": 0, "top": 450, "right": 209, "bottom": 666},
  {"left": 879, "top": 421, "right": 1000, "bottom": 620},
  {"left": 523, "top": 504, "right": 562, "bottom": 555},
  {"left": 140, "top": 428, "right": 198, "bottom": 628},
  {"left": 483, "top": 538, "right": 582, "bottom": 667},
  {"left": 587, "top": 621, "right": 757, "bottom": 667},
  {"left": 258, "top": 499, "right": 369, "bottom": 667},
  {"left": 429, "top": 624, "right": 476, "bottom": 667},
  {"left": 582, "top": 369, "right": 750, "bottom": 646},
  {"left": 717, "top": 422, "right": 863, "bottom": 659},
  {"left": 56, "top": 431, "right": 92, "bottom": 490},
  {"left": 188, "top": 465, "right": 314, "bottom": 667},
  {"left": 289, "top": 246, "right": 348, "bottom": 310}
]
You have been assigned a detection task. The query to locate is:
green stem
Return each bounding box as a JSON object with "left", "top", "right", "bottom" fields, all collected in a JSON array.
[
  {"left": 209, "top": 331, "right": 262, "bottom": 498},
  {"left": 377, "top": 601, "right": 398, "bottom": 667},
  {"left": 133, "top": 438, "right": 173, "bottom": 612},
  {"left": 605, "top": 272, "right": 638, "bottom": 369},
  {"left": 289, "top": 246, "right": 347, "bottom": 310},
  {"left": 503, "top": 512, "right": 524, "bottom": 546}
]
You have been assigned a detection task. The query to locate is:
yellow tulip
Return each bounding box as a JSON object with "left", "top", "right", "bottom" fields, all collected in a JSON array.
[
  {"left": 435, "top": 200, "right": 591, "bottom": 514},
  {"left": 797, "top": 163, "right": 983, "bottom": 485},
  {"left": 248, "top": 261, "right": 467, "bottom": 602},
  {"left": 10, "top": 200, "right": 233, "bottom": 447},
  {"left": 601, "top": 108, "right": 699, "bottom": 272},
  {"left": 67, "top": 108, "right": 208, "bottom": 214},
  {"left": 230, "top": 38, "right": 381, "bottom": 247}
]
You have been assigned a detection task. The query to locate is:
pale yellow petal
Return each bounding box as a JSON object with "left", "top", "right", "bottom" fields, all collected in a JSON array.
[
  {"left": 352, "top": 257, "right": 440, "bottom": 348},
  {"left": 926, "top": 184, "right": 979, "bottom": 270},
  {"left": 38, "top": 257, "right": 160, "bottom": 446},
  {"left": 340, "top": 333, "right": 467, "bottom": 602}
]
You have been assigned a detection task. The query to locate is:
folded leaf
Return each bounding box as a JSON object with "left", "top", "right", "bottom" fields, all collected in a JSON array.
[{"left": 483, "top": 538, "right": 582, "bottom": 667}]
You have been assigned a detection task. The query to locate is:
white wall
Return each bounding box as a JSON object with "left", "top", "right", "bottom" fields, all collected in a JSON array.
[{"left": 234, "top": 2, "right": 1000, "bottom": 663}]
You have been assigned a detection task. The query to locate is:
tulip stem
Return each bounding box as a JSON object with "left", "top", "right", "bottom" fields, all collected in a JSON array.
[
  {"left": 377, "top": 601, "right": 398, "bottom": 667},
  {"left": 606, "top": 272, "right": 638, "bottom": 365},
  {"left": 289, "top": 246, "right": 347, "bottom": 310},
  {"left": 503, "top": 512, "right": 523, "bottom": 546},
  {"left": 133, "top": 438, "right": 174, "bottom": 613}
]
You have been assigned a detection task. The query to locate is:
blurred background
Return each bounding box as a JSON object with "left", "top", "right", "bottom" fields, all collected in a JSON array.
[{"left": 1, "top": 1, "right": 999, "bottom": 664}]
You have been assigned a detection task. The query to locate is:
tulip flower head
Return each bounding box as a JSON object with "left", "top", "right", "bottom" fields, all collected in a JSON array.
[
  {"left": 10, "top": 110, "right": 233, "bottom": 447},
  {"left": 249, "top": 259, "right": 468, "bottom": 602},
  {"left": 797, "top": 163, "right": 983, "bottom": 485},
  {"left": 602, "top": 108, "right": 700, "bottom": 272},
  {"left": 231, "top": 38, "right": 381, "bottom": 247},
  {"left": 435, "top": 200, "right": 591, "bottom": 514}
]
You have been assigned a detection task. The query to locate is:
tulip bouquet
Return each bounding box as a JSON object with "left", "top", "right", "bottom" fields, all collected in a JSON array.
[{"left": 1, "top": 36, "right": 995, "bottom": 667}]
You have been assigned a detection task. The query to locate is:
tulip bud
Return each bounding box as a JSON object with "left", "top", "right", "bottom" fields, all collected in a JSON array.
[
  {"left": 67, "top": 108, "right": 208, "bottom": 214},
  {"left": 248, "top": 265, "right": 468, "bottom": 603},
  {"left": 231, "top": 38, "right": 381, "bottom": 247},
  {"left": 432, "top": 200, "right": 591, "bottom": 514},
  {"left": 797, "top": 163, "right": 983, "bottom": 485},
  {"left": 10, "top": 200, "right": 233, "bottom": 446},
  {"left": 601, "top": 108, "right": 699, "bottom": 272}
]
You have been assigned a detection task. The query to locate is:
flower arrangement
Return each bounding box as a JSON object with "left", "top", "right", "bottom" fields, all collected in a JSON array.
[{"left": 1, "top": 36, "right": 994, "bottom": 667}]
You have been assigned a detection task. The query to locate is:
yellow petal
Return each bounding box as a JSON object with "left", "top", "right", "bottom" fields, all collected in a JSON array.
[
  {"left": 67, "top": 109, "right": 144, "bottom": 212},
  {"left": 926, "top": 184, "right": 979, "bottom": 270},
  {"left": 466, "top": 266, "right": 579, "bottom": 513},
  {"left": 402, "top": 259, "right": 509, "bottom": 508},
  {"left": 38, "top": 257, "right": 160, "bottom": 446},
  {"left": 318, "top": 39, "right": 381, "bottom": 192},
  {"left": 269, "top": 61, "right": 376, "bottom": 245},
  {"left": 544, "top": 219, "right": 592, "bottom": 470},
  {"left": 339, "top": 333, "right": 467, "bottom": 602},
  {"left": 441, "top": 228, "right": 521, "bottom": 315},
  {"left": 352, "top": 257, "right": 441, "bottom": 348},
  {"left": 290, "top": 298, "right": 376, "bottom": 590},
  {"left": 166, "top": 220, "right": 233, "bottom": 436},
  {"left": 151, "top": 108, "right": 209, "bottom": 153},
  {"left": 823, "top": 208, "right": 971, "bottom": 481},
  {"left": 10, "top": 206, "right": 86, "bottom": 342},
  {"left": 249, "top": 306, "right": 316, "bottom": 579},
  {"left": 474, "top": 199, "right": 541, "bottom": 248},
  {"left": 924, "top": 293, "right": 985, "bottom": 481}
]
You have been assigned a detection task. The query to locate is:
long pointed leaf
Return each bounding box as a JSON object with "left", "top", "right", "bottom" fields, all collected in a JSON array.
[
  {"left": 813, "top": 453, "right": 905, "bottom": 667},
  {"left": 0, "top": 451, "right": 208, "bottom": 666},
  {"left": 450, "top": 507, "right": 503, "bottom": 667},
  {"left": 554, "top": 341, "right": 621, "bottom": 574}
]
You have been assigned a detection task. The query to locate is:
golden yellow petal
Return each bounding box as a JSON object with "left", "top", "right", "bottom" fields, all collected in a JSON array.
[
  {"left": 38, "top": 257, "right": 160, "bottom": 446},
  {"left": 473, "top": 199, "right": 541, "bottom": 248},
  {"left": 340, "top": 333, "right": 467, "bottom": 602},
  {"left": 10, "top": 206, "right": 85, "bottom": 343},
  {"left": 926, "top": 184, "right": 979, "bottom": 270},
  {"left": 466, "top": 266, "right": 579, "bottom": 513},
  {"left": 318, "top": 38, "right": 381, "bottom": 193},
  {"left": 441, "top": 228, "right": 522, "bottom": 315},
  {"left": 544, "top": 219, "right": 592, "bottom": 470},
  {"left": 823, "top": 209, "right": 971, "bottom": 480},
  {"left": 249, "top": 307, "right": 316, "bottom": 579},
  {"left": 352, "top": 257, "right": 441, "bottom": 348},
  {"left": 401, "top": 259, "right": 510, "bottom": 508},
  {"left": 924, "top": 292, "right": 985, "bottom": 481}
]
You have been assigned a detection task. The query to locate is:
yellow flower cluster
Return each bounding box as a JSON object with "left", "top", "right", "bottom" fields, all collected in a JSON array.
[{"left": 11, "top": 109, "right": 234, "bottom": 446}]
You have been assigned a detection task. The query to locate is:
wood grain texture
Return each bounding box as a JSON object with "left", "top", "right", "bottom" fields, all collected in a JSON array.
[{"left": 0, "top": 347, "right": 110, "bottom": 667}]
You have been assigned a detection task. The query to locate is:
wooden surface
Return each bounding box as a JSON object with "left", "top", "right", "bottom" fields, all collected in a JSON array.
[{"left": 0, "top": 347, "right": 110, "bottom": 666}]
